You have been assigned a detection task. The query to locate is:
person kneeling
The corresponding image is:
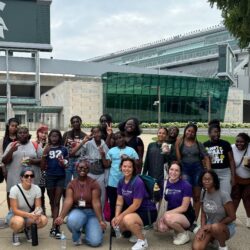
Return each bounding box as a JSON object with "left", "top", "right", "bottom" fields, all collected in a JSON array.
[
  {"left": 192, "top": 170, "right": 236, "bottom": 250},
  {"left": 112, "top": 158, "right": 157, "bottom": 250},
  {"left": 55, "top": 159, "right": 106, "bottom": 247},
  {"left": 7, "top": 167, "right": 48, "bottom": 246},
  {"left": 156, "top": 162, "right": 195, "bottom": 245}
]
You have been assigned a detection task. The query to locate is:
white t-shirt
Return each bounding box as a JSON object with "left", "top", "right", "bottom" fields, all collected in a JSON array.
[
  {"left": 232, "top": 144, "right": 250, "bottom": 179},
  {"left": 9, "top": 183, "right": 41, "bottom": 213}
]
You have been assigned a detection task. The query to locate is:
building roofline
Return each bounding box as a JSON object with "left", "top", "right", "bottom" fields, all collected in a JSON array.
[{"left": 86, "top": 25, "right": 227, "bottom": 62}]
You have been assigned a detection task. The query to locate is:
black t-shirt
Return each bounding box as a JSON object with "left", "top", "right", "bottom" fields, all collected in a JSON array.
[
  {"left": 203, "top": 139, "right": 232, "bottom": 169},
  {"left": 126, "top": 136, "right": 144, "bottom": 155}
]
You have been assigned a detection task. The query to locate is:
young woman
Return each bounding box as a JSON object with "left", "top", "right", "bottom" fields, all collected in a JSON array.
[
  {"left": 192, "top": 170, "right": 236, "bottom": 250},
  {"left": 55, "top": 159, "right": 106, "bottom": 247},
  {"left": 7, "top": 167, "right": 48, "bottom": 246},
  {"left": 40, "top": 129, "right": 68, "bottom": 239},
  {"left": 203, "top": 123, "right": 236, "bottom": 194},
  {"left": 35, "top": 125, "right": 49, "bottom": 214},
  {"left": 118, "top": 117, "right": 144, "bottom": 174},
  {"left": 157, "top": 162, "right": 195, "bottom": 246},
  {"left": 2, "top": 125, "right": 43, "bottom": 207},
  {"left": 143, "top": 127, "right": 168, "bottom": 190},
  {"left": 78, "top": 126, "right": 109, "bottom": 209},
  {"left": 99, "top": 114, "right": 115, "bottom": 148},
  {"left": 104, "top": 131, "right": 139, "bottom": 221},
  {"left": 176, "top": 123, "right": 210, "bottom": 230},
  {"left": 112, "top": 158, "right": 157, "bottom": 250},
  {"left": 62, "top": 115, "right": 87, "bottom": 189},
  {"left": 231, "top": 133, "right": 250, "bottom": 228},
  {"left": 0, "top": 117, "right": 19, "bottom": 208}
]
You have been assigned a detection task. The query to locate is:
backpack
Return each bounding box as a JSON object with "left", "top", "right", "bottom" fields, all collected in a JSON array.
[{"left": 136, "top": 175, "right": 161, "bottom": 203}]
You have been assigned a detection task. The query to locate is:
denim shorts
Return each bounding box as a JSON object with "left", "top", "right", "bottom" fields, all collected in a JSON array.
[
  {"left": 207, "top": 221, "right": 236, "bottom": 238},
  {"left": 6, "top": 210, "right": 28, "bottom": 225},
  {"left": 182, "top": 162, "right": 203, "bottom": 187},
  {"left": 46, "top": 175, "right": 65, "bottom": 189}
]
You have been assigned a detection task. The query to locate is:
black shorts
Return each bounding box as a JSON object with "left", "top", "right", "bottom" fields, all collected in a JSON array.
[
  {"left": 46, "top": 175, "right": 65, "bottom": 189},
  {"left": 137, "top": 209, "right": 157, "bottom": 226}
]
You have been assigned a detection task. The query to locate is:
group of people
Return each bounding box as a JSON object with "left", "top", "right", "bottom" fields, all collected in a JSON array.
[{"left": 0, "top": 115, "right": 249, "bottom": 250}]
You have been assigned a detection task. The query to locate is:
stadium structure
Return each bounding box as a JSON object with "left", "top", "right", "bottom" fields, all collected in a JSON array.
[{"left": 0, "top": 1, "right": 246, "bottom": 128}]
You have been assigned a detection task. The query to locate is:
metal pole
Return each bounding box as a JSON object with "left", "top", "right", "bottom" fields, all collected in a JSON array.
[
  {"left": 208, "top": 93, "right": 211, "bottom": 123},
  {"left": 158, "top": 85, "right": 161, "bottom": 128}
]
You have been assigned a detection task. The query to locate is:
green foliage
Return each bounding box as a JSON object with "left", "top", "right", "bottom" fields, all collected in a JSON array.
[
  {"left": 80, "top": 122, "right": 250, "bottom": 129},
  {"left": 208, "top": 0, "right": 250, "bottom": 48}
]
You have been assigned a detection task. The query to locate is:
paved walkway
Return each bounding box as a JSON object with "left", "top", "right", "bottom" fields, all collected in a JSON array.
[{"left": 0, "top": 134, "right": 249, "bottom": 249}]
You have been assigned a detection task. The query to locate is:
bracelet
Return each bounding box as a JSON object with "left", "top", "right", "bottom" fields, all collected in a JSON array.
[
  {"left": 42, "top": 154, "right": 47, "bottom": 158},
  {"left": 116, "top": 204, "right": 122, "bottom": 207}
]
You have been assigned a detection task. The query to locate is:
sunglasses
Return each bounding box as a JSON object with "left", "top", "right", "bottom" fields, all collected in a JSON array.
[{"left": 23, "top": 174, "right": 35, "bottom": 179}]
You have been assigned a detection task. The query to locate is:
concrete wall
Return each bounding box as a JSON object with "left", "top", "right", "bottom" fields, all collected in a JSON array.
[
  {"left": 41, "top": 78, "right": 103, "bottom": 130},
  {"left": 224, "top": 87, "right": 243, "bottom": 122}
]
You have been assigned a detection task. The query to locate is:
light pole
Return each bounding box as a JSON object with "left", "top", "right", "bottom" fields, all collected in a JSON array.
[
  {"left": 208, "top": 93, "right": 211, "bottom": 123},
  {"left": 153, "top": 85, "right": 161, "bottom": 128}
]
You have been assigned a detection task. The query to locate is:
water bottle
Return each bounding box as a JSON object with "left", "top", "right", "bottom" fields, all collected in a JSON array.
[
  {"left": 31, "top": 223, "right": 38, "bottom": 246},
  {"left": 114, "top": 226, "right": 122, "bottom": 238},
  {"left": 60, "top": 231, "right": 66, "bottom": 249}
]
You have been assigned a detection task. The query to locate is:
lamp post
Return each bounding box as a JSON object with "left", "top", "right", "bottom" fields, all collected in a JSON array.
[{"left": 153, "top": 85, "right": 161, "bottom": 128}]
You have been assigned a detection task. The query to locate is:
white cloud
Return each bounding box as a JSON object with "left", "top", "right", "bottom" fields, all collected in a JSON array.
[{"left": 43, "top": 0, "right": 222, "bottom": 61}]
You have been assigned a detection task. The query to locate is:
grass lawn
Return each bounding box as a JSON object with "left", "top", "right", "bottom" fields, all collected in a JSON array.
[
  {"left": 152, "top": 135, "right": 235, "bottom": 144},
  {"left": 197, "top": 135, "right": 235, "bottom": 144}
]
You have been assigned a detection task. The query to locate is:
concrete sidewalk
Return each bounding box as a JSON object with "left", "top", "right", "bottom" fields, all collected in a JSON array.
[{"left": 0, "top": 134, "right": 249, "bottom": 249}]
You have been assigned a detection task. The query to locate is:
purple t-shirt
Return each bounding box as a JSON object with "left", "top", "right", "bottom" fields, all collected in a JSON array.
[
  {"left": 164, "top": 179, "right": 192, "bottom": 210},
  {"left": 117, "top": 176, "right": 156, "bottom": 212}
]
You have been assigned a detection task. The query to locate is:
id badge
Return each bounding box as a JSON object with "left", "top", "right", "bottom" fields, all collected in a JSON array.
[{"left": 78, "top": 200, "right": 86, "bottom": 207}]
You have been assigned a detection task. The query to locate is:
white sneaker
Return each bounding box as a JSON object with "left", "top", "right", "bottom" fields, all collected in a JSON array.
[
  {"left": 246, "top": 217, "right": 250, "bottom": 228},
  {"left": 12, "top": 233, "right": 21, "bottom": 246},
  {"left": 129, "top": 230, "right": 146, "bottom": 243},
  {"left": 73, "top": 237, "right": 82, "bottom": 246},
  {"left": 218, "top": 246, "right": 228, "bottom": 250},
  {"left": 173, "top": 231, "right": 190, "bottom": 245},
  {"left": 131, "top": 239, "right": 148, "bottom": 250},
  {"left": 193, "top": 224, "right": 201, "bottom": 234}
]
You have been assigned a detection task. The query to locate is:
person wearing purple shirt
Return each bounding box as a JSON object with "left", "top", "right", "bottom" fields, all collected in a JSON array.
[
  {"left": 158, "top": 162, "right": 195, "bottom": 246},
  {"left": 112, "top": 158, "right": 157, "bottom": 250}
]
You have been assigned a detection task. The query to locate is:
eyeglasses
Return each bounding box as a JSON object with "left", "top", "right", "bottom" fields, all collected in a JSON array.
[{"left": 23, "top": 174, "right": 34, "bottom": 179}]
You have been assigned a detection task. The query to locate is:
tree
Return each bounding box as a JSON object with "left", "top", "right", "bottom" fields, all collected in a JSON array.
[{"left": 208, "top": 0, "right": 250, "bottom": 48}]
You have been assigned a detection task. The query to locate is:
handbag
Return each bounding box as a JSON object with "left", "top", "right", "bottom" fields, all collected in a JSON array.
[{"left": 16, "top": 184, "right": 35, "bottom": 212}]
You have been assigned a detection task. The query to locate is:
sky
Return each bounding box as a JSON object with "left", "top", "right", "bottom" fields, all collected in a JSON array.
[{"left": 45, "top": 0, "right": 223, "bottom": 61}]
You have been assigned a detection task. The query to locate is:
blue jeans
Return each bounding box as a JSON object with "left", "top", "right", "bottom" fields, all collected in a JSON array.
[
  {"left": 64, "top": 158, "right": 78, "bottom": 188},
  {"left": 182, "top": 162, "right": 203, "bottom": 187},
  {"left": 67, "top": 208, "right": 103, "bottom": 247}
]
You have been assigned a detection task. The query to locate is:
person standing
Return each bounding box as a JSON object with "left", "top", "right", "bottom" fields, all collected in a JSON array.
[
  {"left": 231, "top": 133, "right": 250, "bottom": 228},
  {"left": 62, "top": 116, "right": 87, "bottom": 189},
  {"left": 203, "top": 123, "right": 236, "bottom": 194},
  {"left": 176, "top": 123, "right": 210, "bottom": 231},
  {"left": 118, "top": 117, "right": 144, "bottom": 174}
]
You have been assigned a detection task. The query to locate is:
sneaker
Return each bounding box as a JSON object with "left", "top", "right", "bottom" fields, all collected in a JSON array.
[
  {"left": 73, "top": 237, "right": 82, "bottom": 246},
  {"left": 173, "top": 231, "right": 190, "bottom": 245},
  {"left": 50, "top": 228, "right": 56, "bottom": 237},
  {"left": 129, "top": 230, "right": 146, "bottom": 243},
  {"left": 12, "top": 233, "right": 21, "bottom": 246},
  {"left": 24, "top": 227, "right": 32, "bottom": 243},
  {"left": 218, "top": 246, "right": 228, "bottom": 250},
  {"left": 131, "top": 239, "right": 148, "bottom": 250},
  {"left": 54, "top": 227, "right": 61, "bottom": 239},
  {"left": 193, "top": 224, "right": 201, "bottom": 234}
]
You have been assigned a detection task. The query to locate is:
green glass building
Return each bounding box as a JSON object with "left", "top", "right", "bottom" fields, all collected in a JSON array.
[{"left": 102, "top": 72, "right": 230, "bottom": 123}]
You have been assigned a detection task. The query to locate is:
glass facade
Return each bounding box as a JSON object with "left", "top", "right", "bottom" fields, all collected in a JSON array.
[{"left": 102, "top": 72, "right": 230, "bottom": 123}]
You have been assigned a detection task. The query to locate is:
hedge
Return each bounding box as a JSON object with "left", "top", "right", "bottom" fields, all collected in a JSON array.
[{"left": 80, "top": 122, "right": 250, "bottom": 129}]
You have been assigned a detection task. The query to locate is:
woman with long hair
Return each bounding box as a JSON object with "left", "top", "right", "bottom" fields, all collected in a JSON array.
[{"left": 176, "top": 123, "right": 210, "bottom": 231}]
